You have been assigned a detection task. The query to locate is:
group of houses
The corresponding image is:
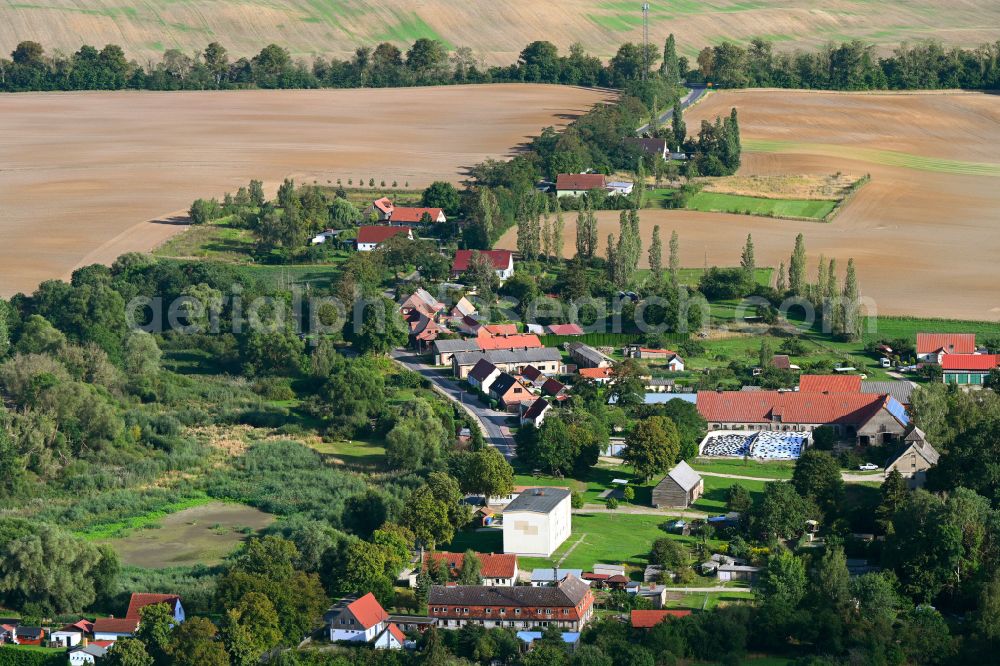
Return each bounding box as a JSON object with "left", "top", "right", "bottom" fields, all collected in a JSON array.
[
  {"left": 916, "top": 333, "right": 999, "bottom": 387},
  {"left": 1, "top": 593, "right": 184, "bottom": 664}
]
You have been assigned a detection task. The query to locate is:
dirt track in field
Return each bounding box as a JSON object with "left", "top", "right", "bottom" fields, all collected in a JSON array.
[
  {"left": 500, "top": 90, "right": 1000, "bottom": 320},
  {"left": 0, "top": 84, "right": 612, "bottom": 297}
]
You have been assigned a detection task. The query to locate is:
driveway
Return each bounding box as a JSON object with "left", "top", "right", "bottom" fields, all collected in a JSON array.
[{"left": 390, "top": 349, "right": 516, "bottom": 459}]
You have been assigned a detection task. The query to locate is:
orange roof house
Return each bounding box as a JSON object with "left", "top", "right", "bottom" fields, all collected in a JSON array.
[{"left": 356, "top": 226, "right": 412, "bottom": 249}]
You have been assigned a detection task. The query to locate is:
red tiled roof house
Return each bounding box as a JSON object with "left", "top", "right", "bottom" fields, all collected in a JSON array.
[
  {"left": 356, "top": 226, "right": 412, "bottom": 251},
  {"left": 127, "top": 593, "right": 185, "bottom": 623},
  {"left": 916, "top": 333, "right": 976, "bottom": 364},
  {"left": 390, "top": 206, "right": 447, "bottom": 225},
  {"left": 328, "top": 593, "right": 389, "bottom": 643},
  {"left": 556, "top": 173, "right": 608, "bottom": 197},
  {"left": 423, "top": 552, "right": 520, "bottom": 586},
  {"left": 452, "top": 249, "right": 515, "bottom": 281}
]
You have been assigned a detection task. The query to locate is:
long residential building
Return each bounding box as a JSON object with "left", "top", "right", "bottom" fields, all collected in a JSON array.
[
  {"left": 696, "top": 390, "right": 911, "bottom": 445},
  {"left": 428, "top": 575, "right": 594, "bottom": 631},
  {"left": 453, "top": 348, "right": 562, "bottom": 379}
]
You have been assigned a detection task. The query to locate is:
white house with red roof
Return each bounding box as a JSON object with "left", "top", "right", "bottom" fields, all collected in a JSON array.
[
  {"left": 127, "top": 593, "right": 185, "bottom": 623},
  {"left": 556, "top": 173, "right": 608, "bottom": 197},
  {"left": 356, "top": 225, "right": 412, "bottom": 251},
  {"left": 452, "top": 249, "right": 515, "bottom": 281},
  {"left": 520, "top": 397, "right": 551, "bottom": 428},
  {"left": 916, "top": 333, "right": 977, "bottom": 364},
  {"left": 93, "top": 617, "right": 140, "bottom": 642},
  {"left": 372, "top": 622, "right": 406, "bottom": 650},
  {"left": 51, "top": 619, "right": 93, "bottom": 648},
  {"left": 328, "top": 593, "right": 391, "bottom": 643},
  {"left": 390, "top": 206, "right": 446, "bottom": 225}
]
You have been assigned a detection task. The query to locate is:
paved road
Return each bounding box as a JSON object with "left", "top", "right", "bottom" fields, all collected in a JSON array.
[
  {"left": 636, "top": 85, "right": 708, "bottom": 134},
  {"left": 390, "top": 349, "right": 516, "bottom": 459}
]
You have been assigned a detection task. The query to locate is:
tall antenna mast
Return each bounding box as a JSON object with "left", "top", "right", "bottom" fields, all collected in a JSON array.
[{"left": 642, "top": 3, "right": 650, "bottom": 81}]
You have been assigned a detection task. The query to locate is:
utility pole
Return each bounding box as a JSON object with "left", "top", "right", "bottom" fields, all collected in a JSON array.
[{"left": 642, "top": 3, "right": 650, "bottom": 81}]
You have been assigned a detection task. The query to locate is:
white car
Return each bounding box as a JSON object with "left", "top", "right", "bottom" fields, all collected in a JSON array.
[{"left": 858, "top": 463, "right": 879, "bottom": 471}]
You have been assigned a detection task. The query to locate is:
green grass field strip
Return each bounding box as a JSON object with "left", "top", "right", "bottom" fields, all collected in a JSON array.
[
  {"left": 376, "top": 11, "right": 452, "bottom": 47},
  {"left": 685, "top": 191, "right": 837, "bottom": 220},
  {"left": 745, "top": 139, "right": 1000, "bottom": 177},
  {"left": 75, "top": 494, "right": 214, "bottom": 540}
]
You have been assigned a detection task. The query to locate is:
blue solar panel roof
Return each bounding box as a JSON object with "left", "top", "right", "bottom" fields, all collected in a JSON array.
[{"left": 886, "top": 397, "right": 909, "bottom": 426}]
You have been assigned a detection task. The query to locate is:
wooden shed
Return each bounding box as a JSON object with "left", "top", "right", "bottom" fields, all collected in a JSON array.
[{"left": 652, "top": 461, "right": 703, "bottom": 508}]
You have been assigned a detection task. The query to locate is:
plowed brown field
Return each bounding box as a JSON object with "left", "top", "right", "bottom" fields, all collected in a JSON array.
[
  {"left": 0, "top": 84, "right": 613, "bottom": 297},
  {"left": 499, "top": 90, "right": 1000, "bottom": 320}
]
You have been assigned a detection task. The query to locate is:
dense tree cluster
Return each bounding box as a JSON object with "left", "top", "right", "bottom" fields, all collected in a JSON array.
[{"left": 694, "top": 37, "right": 1000, "bottom": 90}]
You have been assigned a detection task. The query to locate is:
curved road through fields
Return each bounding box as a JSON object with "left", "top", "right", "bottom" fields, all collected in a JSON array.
[
  {"left": 636, "top": 85, "right": 707, "bottom": 134},
  {"left": 390, "top": 349, "right": 516, "bottom": 459}
]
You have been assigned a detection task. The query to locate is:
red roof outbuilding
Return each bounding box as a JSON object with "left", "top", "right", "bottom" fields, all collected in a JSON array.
[
  {"left": 631, "top": 609, "right": 692, "bottom": 628},
  {"left": 799, "top": 374, "right": 863, "bottom": 394},
  {"left": 423, "top": 552, "right": 518, "bottom": 579},
  {"left": 941, "top": 354, "right": 1000, "bottom": 371}
]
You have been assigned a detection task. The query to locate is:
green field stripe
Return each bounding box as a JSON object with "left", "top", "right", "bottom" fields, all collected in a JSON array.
[{"left": 745, "top": 139, "right": 1000, "bottom": 177}]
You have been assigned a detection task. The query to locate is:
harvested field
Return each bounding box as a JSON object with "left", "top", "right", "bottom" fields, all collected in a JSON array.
[
  {"left": 702, "top": 174, "right": 861, "bottom": 200},
  {"left": 1, "top": 0, "right": 998, "bottom": 64},
  {"left": 0, "top": 84, "right": 612, "bottom": 297},
  {"left": 500, "top": 90, "right": 1000, "bottom": 320},
  {"left": 101, "top": 501, "right": 274, "bottom": 568}
]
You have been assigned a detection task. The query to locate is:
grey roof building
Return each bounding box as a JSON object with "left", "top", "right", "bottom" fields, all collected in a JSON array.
[
  {"left": 429, "top": 575, "right": 591, "bottom": 608},
  {"left": 452, "top": 348, "right": 563, "bottom": 378},
  {"left": 568, "top": 343, "right": 613, "bottom": 369},
  {"left": 862, "top": 380, "right": 916, "bottom": 405},
  {"left": 505, "top": 487, "right": 571, "bottom": 514},
  {"left": 652, "top": 460, "right": 704, "bottom": 508}
]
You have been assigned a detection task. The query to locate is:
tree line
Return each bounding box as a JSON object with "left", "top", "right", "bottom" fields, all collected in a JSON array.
[
  {"left": 4, "top": 34, "right": 997, "bottom": 93},
  {"left": 693, "top": 38, "right": 1000, "bottom": 90}
]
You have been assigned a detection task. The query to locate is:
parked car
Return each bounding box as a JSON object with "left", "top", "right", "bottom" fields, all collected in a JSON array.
[{"left": 859, "top": 463, "right": 879, "bottom": 471}]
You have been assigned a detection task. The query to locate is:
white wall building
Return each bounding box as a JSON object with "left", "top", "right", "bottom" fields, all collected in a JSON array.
[{"left": 503, "top": 487, "right": 572, "bottom": 557}]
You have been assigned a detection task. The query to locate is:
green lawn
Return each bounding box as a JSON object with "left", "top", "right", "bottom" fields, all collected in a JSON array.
[
  {"left": 692, "top": 475, "right": 769, "bottom": 513},
  {"left": 637, "top": 267, "right": 773, "bottom": 290},
  {"left": 864, "top": 316, "right": 1000, "bottom": 343},
  {"left": 665, "top": 589, "right": 756, "bottom": 610},
  {"left": 685, "top": 191, "right": 837, "bottom": 220},
  {"left": 688, "top": 458, "right": 795, "bottom": 480},
  {"left": 445, "top": 512, "right": 722, "bottom": 574},
  {"left": 517, "top": 512, "right": 718, "bottom": 572}
]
